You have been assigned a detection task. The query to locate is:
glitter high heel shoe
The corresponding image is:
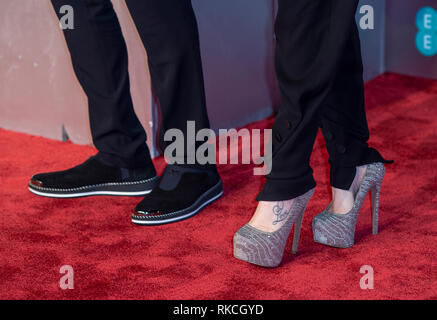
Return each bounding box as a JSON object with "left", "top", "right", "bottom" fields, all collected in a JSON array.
[
  {"left": 233, "top": 188, "right": 314, "bottom": 268},
  {"left": 312, "top": 162, "right": 385, "bottom": 248}
]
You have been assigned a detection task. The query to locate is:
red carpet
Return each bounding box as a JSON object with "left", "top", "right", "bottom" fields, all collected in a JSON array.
[{"left": 0, "top": 73, "right": 436, "bottom": 300}]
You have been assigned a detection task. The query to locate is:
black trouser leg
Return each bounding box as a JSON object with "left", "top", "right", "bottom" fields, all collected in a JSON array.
[
  {"left": 125, "top": 0, "right": 213, "bottom": 167},
  {"left": 257, "top": 0, "right": 385, "bottom": 201},
  {"left": 50, "top": 0, "right": 152, "bottom": 168},
  {"left": 320, "top": 23, "right": 386, "bottom": 190}
]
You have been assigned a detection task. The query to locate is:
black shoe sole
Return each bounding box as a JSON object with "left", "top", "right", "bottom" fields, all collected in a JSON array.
[
  {"left": 28, "top": 176, "right": 158, "bottom": 198},
  {"left": 131, "top": 180, "right": 223, "bottom": 226}
]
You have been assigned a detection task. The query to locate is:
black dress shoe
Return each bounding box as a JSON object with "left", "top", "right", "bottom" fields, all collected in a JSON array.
[
  {"left": 28, "top": 156, "right": 158, "bottom": 198},
  {"left": 131, "top": 165, "right": 223, "bottom": 226}
]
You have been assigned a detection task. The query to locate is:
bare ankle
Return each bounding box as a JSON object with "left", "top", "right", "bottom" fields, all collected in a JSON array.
[
  {"left": 331, "top": 188, "right": 354, "bottom": 214},
  {"left": 331, "top": 166, "right": 367, "bottom": 214},
  {"left": 248, "top": 198, "right": 295, "bottom": 232}
]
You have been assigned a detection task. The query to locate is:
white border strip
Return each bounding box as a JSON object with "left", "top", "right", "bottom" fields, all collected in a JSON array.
[
  {"left": 28, "top": 187, "right": 152, "bottom": 198},
  {"left": 131, "top": 191, "right": 223, "bottom": 225}
]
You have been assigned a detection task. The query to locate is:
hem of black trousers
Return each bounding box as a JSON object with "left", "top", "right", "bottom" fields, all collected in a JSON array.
[
  {"left": 329, "top": 148, "right": 393, "bottom": 190},
  {"left": 94, "top": 151, "right": 153, "bottom": 169},
  {"left": 256, "top": 173, "right": 316, "bottom": 202}
]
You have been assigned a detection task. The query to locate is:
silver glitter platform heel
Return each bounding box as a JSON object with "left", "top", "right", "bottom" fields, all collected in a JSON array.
[
  {"left": 312, "top": 162, "right": 385, "bottom": 248},
  {"left": 233, "top": 188, "right": 314, "bottom": 268}
]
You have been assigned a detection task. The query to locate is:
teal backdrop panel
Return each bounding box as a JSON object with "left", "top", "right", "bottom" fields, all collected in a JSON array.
[{"left": 386, "top": 0, "right": 437, "bottom": 79}]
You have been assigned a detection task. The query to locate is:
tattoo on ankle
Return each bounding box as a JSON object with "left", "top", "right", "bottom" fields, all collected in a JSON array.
[{"left": 272, "top": 201, "right": 289, "bottom": 225}]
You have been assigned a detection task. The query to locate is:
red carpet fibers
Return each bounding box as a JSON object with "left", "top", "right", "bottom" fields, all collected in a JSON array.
[{"left": 0, "top": 73, "right": 436, "bottom": 300}]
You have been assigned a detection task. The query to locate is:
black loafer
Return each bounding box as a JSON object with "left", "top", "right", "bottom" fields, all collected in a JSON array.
[
  {"left": 28, "top": 156, "right": 158, "bottom": 198},
  {"left": 131, "top": 165, "right": 223, "bottom": 226}
]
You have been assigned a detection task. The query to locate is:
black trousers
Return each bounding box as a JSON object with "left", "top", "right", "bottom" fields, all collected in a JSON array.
[
  {"left": 257, "top": 0, "right": 388, "bottom": 201},
  {"left": 50, "top": 0, "right": 210, "bottom": 168}
]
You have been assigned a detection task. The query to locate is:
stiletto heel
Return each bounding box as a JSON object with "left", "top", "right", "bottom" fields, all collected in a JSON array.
[
  {"left": 371, "top": 183, "right": 381, "bottom": 235},
  {"left": 233, "top": 188, "right": 314, "bottom": 267},
  {"left": 291, "top": 212, "right": 304, "bottom": 254},
  {"left": 312, "top": 162, "right": 385, "bottom": 248}
]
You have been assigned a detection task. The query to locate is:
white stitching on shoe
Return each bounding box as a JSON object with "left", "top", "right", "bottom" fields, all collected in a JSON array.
[
  {"left": 29, "top": 176, "right": 158, "bottom": 192},
  {"left": 132, "top": 180, "right": 222, "bottom": 219}
]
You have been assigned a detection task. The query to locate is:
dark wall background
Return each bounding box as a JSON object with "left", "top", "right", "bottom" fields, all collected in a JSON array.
[
  {"left": 192, "top": 0, "right": 277, "bottom": 131},
  {"left": 358, "top": 0, "right": 387, "bottom": 81}
]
